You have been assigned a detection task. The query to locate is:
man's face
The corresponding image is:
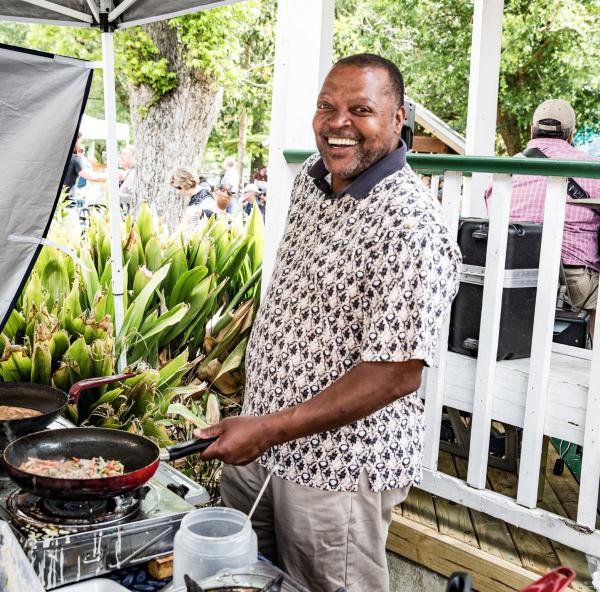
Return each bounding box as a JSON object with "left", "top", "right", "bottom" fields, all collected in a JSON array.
[
  {"left": 244, "top": 191, "right": 257, "bottom": 204},
  {"left": 120, "top": 148, "right": 134, "bottom": 169},
  {"left": 313, "top": 65, "right": 405, "bottom": 192}
]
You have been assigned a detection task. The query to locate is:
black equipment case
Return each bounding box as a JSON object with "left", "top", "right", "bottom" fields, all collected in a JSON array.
[
  {"left": 449, "top": 218, "right": 543, "bottom": 361},
  {"left": 553, "top": 308, "right": 588, "bottom": 348}
]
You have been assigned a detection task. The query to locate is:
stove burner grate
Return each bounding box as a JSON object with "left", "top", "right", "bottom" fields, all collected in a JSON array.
[{"left": 6, "top": 486, "right": 149, "bottom": 529}]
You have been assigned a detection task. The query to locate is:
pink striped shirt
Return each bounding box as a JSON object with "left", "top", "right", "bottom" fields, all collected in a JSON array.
[{"left": 486, "top": 138, "right": 600, "bottom": 271}]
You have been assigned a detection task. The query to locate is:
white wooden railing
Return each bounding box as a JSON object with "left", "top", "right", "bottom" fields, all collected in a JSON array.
[
  {"left": 283, "top": 149, "right": 600, "bottom": 560},
  {"left": 412, "top": 154, "right": 600, "bottom": 559}
]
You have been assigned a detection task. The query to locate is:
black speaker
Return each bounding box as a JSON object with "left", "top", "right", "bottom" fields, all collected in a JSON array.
[{"left": 449, "top": 218, "right": 543, "bottom": 360}]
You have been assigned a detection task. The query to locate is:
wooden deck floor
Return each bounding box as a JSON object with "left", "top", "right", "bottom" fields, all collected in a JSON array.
[{"left": 386, "top": 446, "right": 597, "bottom": 592}]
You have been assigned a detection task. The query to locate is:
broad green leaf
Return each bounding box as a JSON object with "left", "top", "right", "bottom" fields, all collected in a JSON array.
[
  {"left": 158, "top": 350, "right": 190, "bottom": 388},
  {"left": 167, "top": 402, "right": 209, "bottom": 429},
  {"left": 169, "top": 266, "right": 208, "bottom": 308},
  {"left": 117, "top": 263, "right": 170, "bottom": 354}
]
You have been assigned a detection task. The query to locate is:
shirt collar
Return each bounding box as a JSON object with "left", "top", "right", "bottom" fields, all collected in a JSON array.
[{"left": 307, "top": 140, "right": 408, "bottom": 199}]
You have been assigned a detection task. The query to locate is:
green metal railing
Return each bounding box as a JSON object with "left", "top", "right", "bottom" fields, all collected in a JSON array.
[{"left": 283, "top": 149, "right": 600, "bottom": 178}]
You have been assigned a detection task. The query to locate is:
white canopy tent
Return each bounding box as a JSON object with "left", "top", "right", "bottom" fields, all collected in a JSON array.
[{"left": 80, "top": 113, "right": 129, "bottom": 141}]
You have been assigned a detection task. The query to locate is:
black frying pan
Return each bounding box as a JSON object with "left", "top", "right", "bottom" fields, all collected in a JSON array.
[
  {"left": 0, "top": 373, "right": 133, "bottom": 442},
  {"left": 3, "top": 427, "right": 217, "bottom": 500}
]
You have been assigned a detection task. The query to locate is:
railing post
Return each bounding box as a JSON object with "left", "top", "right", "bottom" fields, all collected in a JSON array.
[
  {"left": 577, "top": 293, "right": 600, "bottom": 528},
  {"left": 422, "top": 170, "right": 462, "bottom": 470},
  {"left": 466, "top": 174, "right": 512, "bottom": 489},
  {"left": 517, "top": 177, "right": 568, "bottom": 508}
]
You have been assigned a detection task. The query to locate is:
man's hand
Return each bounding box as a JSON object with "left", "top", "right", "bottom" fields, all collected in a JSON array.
[{"left": 193, "top": 415, "right": 275, "bottom": 465}]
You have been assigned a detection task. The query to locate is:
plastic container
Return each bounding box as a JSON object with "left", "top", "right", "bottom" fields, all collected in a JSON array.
[{"left": 172, "top": 507, "right": 257, "bottom": 588}]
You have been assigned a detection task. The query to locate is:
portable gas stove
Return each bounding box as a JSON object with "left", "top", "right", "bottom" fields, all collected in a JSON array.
[{"left": 0, "top": 418, "right": 209, "bottom": 590}]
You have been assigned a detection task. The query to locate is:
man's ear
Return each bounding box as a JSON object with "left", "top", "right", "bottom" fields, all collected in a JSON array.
[{"left": 394, "top": 105, "right": 406, "bottom": 135}]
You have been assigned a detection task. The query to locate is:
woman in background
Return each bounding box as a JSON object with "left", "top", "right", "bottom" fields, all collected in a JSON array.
[{"left": 170, "top": 167, "right": 216, "bottom": 233}]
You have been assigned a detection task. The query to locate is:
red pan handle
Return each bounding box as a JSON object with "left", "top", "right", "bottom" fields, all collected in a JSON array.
[
  {"left": 160, "top": 437, "right": 219, "bottom": 461},
  {"left": 520, "top": 567, "right": 576, "bottom": 592},
  {"left": 68, "top": 372, "right": 136, "bottom": 405}
]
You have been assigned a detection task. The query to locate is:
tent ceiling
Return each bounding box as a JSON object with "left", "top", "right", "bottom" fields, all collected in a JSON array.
[{"left": 0, "top": 0, "right": 244, "bottom": 29}]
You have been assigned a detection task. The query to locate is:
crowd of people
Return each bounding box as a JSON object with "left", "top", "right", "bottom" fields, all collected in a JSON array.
[
  {"left": 170, "top": 163, "right": 268, "bottom": 233},
  {"left": 65, "top": 141, "right": 267, "bottom": 232}
]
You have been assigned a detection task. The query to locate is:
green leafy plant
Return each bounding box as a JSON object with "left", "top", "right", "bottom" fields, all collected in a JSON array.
[{"left": 1, "top": 202, "right": 263, "bottom": 461}]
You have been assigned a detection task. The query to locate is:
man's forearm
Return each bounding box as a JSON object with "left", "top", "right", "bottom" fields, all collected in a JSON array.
[{"left": 265, "top": 360, "right": 423, "bottom": 447}]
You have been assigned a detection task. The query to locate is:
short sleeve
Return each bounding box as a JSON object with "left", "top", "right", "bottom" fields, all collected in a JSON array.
[{"left": 360, "top": 225, "right": 460, "bottom": 367}]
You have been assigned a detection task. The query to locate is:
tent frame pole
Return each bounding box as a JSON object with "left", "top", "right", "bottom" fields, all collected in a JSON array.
[
  {"left": 16, "top": 0, "right": 93, "bottom": 23},
  {"left": 101, "top": 30, "right": 127, "bottom": 369}
]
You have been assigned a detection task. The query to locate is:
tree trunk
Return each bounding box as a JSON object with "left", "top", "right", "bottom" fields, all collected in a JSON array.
[
  {"left": 129, "top": 21, "right": 223, "bottom": 230},
  {"left": 497, "top": 108, "right": 525, "bottom": 156},
  {"left": 236, "top": 108, "right": 248, "bottom": 189}
]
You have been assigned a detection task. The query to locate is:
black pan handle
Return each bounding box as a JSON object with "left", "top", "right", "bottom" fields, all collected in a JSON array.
[
  {"left": 68, "top": 372, "right": 136, "bottom": 405},
  {"left": 160, "top": 438, "right": 218, "bottom": 461}
]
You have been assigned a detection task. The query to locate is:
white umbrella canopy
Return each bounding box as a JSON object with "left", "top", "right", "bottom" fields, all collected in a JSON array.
[
  {"left": 81, "top": 113, "right": 129, "bottom": 141},
  {"left": 0, "top": 0, "right": 243, "bottom": 28}
]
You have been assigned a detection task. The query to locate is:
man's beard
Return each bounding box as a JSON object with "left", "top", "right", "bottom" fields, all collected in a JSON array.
[{"left": 318, "top": 138, "right": 395, "bottom": 181}]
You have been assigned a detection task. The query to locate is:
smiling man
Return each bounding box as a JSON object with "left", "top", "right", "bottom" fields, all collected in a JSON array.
[{"left": 195, "top": 54, "right": 461, "bottom": 592}]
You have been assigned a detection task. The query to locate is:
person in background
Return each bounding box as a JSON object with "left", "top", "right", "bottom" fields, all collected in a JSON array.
[
  {"left": 237, "top": 183, "right": 265, "bottom": 218},
  {"left": 251, "top": 165, "right": 268, "bottom": 183},
  {"left": 214, "top": 185, "right": 233, "bottom": 218},
  {"left": 64, "top": 133, "right": 106, "bottom": 202},
  {"left": 75, "top": 144, "right": 93, "bottom": 193},
  {"left": 193, "top": 53, "right": 460, "bottom": 592},
  {"left": 170, "top": 167, "right": 217, "bottom": 232},
  {"left": 486, "top": 99, "right": 600, "bottom": 337},
  {"left": 220, "top": 156, "right": 239, "bottom": 193},
  {"left": 119, "top": 145, "right": 136, "bottom": 214}
]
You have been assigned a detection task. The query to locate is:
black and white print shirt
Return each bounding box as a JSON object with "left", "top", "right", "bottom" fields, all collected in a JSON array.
[{"left": 242, "top": 144, "right": 461, "bottom": 492}]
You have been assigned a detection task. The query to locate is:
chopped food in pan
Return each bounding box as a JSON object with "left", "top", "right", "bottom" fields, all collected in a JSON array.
[
  {"left": 18, "top": 457, "right": 125, "bottom": 479},
  {"left": 0, "top": 405, "right": 43, "bottom": 420}
]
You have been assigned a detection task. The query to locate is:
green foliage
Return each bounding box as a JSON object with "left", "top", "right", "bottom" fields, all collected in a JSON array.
[
  {"left": 1, "top": 199, "right": 262, "bottom": 445},
  {"left": 334, "top": 0, "right": 600, "bottom": 154},
  {"left": 201, "top": 0, "right": 277, "bottom": 170},
  {"left": 498, "top": 0, "right": 600, "bottom": 151},
  {"left": 121, "top": 29, "right": 178, "bottom": 108}
]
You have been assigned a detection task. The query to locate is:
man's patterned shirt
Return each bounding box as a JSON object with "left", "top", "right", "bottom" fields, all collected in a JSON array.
[{"left": 242, "top": 147, "right": 461, "bottom": 492}]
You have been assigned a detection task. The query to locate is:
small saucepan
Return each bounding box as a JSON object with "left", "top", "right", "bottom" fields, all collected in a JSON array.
[{"left": 0, "top": 373, "right": 133, "bottom": 442}]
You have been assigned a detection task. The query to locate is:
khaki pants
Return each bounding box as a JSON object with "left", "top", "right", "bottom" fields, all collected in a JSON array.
[
  {"left": 220, "top": 462, "right": 409, "bottom": 592},
  {"left": 564, "top": 266, "right": 599, "bottom": 310}
]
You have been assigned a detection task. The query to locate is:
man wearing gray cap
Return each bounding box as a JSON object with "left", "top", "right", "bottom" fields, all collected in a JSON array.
[{"left": 487, "top": 99, "right": 600, "bottom": 336}]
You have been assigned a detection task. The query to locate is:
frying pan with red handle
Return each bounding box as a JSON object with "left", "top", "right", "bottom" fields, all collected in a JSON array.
[{"left": 3, "top": 427, "right": 217, "bottom": 500}]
